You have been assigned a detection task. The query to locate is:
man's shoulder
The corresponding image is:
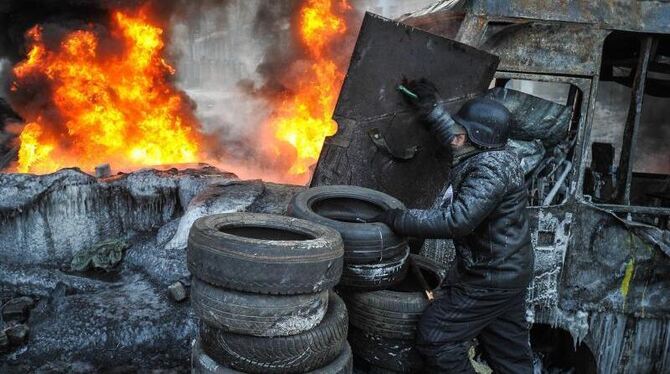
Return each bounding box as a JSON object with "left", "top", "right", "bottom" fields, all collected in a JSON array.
[
  {"left": 468, "top": 149, "right": 519, "bottom": 170},
  {"left": 466, "top": 149, "right": 523, "bottom": 184}
]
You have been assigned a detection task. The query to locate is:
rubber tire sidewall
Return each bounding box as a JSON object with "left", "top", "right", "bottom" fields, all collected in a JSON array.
[
  {"left": 200, "top": 292, "right": 349, "bottom": 374},
  {"left": 188, "top": 213, "right": 344, "bottom": 295},
  {"left": 344, "top": 255, "right": 447, "bottom": 338},
  {"left": 288, "top": 185, "right": 407, "bottom": 264},
  {"left": 338, "top": 247, "right": 410, "bottom": 291},
  {"left": 192, "top": 339, "right": 353, "bottom": 374},
  {"left": 348, "top": 326, "right": 423, "bottom": 373},
  {"left": 192, "top": 277, "right": 329, "bottom": 337}
]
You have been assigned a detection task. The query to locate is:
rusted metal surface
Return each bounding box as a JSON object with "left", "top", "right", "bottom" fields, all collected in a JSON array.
[
  {"left": 311, "top": 12, "right": 499, "bottom": 208},
  {"left": 407, "top": 16, "right": 609, "bottom": 77},
  {"left": 616, "top": 37, "right": 655, "bottom": 205},
  {"left": 480, "top": 22, "right": 609, "bottom": 76},
  {"left": 564, "top": 203, "right": 670, "bottom": 318},
  {"left": 399, "top": 11, "right": 464, "bottom": 40},
  {"left": 467, "top": 0, "right": 670, "bottom": 34},
  {"left": 454, "top": 12, "right": 487, "bottom": 46}
]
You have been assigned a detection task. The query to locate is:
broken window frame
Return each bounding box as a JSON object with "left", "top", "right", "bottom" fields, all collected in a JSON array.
[
  {"left": 614, "top": 36, "right": 656, "bottom": 206},
  {"left": 453, "top": 13, "right": 668, "bottom": 214},
  {"left": 493, "top": 71, "right": 592, "bottom": 207},
  {"left": 586, "top": 33, "right": 670, "bottom": 221}
]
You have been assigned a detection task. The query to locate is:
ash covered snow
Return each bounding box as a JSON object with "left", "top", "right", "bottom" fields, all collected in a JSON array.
[{"left": 0, "top": 165, "right": 303, "bottom": 371}]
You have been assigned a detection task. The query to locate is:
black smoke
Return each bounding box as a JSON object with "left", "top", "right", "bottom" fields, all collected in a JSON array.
[
  {"left": 0, "top": 0, "right": 232, "bottom": 93},
  {"left": 239, "top": 0, "right": 361, "bottom": 100}
]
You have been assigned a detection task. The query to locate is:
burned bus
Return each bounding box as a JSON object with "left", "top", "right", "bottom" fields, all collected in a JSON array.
[{"left": 312, "top": 1, "right": 670, "bottom": 372}]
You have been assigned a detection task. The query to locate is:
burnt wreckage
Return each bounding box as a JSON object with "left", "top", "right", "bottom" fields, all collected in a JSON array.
[
  {"left": 0, "top": 0, "right": 669, "bottom": 373},
  {"left": 310, "top": 1, "right": 670, "bottom": 373}
]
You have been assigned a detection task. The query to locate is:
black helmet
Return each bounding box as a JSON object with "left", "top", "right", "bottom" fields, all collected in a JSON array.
[{"left": 452, "top": 97, "right": 511, "bottom": 148}]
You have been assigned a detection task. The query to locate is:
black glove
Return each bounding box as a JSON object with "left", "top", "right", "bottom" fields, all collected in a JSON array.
[
  {"left": 368, "top": 208, "right": 405, "bottom": 229},
  {"left": 402, "top": 78, "right": 458, "bottom": 148},
  {"left": 401, "top": 78, "right": 440, "bottom": 117}
]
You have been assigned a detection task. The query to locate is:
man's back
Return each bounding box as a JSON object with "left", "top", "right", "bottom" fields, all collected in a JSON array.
[{"left": 449, "top": 149, "right": 533, "bottom": 289}]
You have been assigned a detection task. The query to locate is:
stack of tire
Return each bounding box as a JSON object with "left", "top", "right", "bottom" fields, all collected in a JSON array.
[
  {"left": 288, "top": 185, "right": 410, "bottom": 291},
  {"left": 345, "top": 255, "right": 447, "bottom": 373},
  {"left": 187, "top": 212, "right": 353, "bottom": 373},
  {"left": 288, "top": 186, "right": 447, "bottom": 373}
]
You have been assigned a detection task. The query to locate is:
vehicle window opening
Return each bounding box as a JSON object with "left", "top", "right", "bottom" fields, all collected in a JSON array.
[
  {"left": 505, "top": 79, "right": 573, "bottom": 105},
  {"left": 584, "top": 32, "right": 670, "bottom": 209},
  {"left": 493, "top": 78, "right": 581, "bottom": 207}
]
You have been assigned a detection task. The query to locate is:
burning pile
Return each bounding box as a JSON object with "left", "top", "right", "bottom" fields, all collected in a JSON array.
[
  {"left": 10, "top": 10, "right": 204, "bottom": 174},
  {"left": 6, "top": 0, "right": 352, "bottom": 183},
  {"left": 265, "top": 0, "right": 351, "bottom": 178}
]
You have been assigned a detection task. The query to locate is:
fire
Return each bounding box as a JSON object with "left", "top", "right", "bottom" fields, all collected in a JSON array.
[
  {"left": 268, "top": 0, "right": 350, "bottom": 178},
  {"left": 11, "top": 10, "right": 203, "bottom": 174}
]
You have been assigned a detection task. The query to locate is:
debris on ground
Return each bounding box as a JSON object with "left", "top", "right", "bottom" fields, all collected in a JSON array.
[
  {"left": 168, "top": 281, "right": 188, "bottom": 302},
  {"left": 0, "top": 329, "right": 8, "bottom": 353},
  {"left": 95, "top": 163, "right": 111, "bottom": 178},
  {"left": 70, "top": 239, "right": 130, "bottom": 272},
  {"left": 2, "top": 296, "right": 35, "bottom": 322},
  {"left": 5, "top": 324, "right": 29, "bottom": 346}
]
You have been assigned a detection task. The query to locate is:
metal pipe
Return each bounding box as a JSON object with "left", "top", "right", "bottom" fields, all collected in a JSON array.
[{"left": 543, "top": 161, "right": 573, "bottom": 206}]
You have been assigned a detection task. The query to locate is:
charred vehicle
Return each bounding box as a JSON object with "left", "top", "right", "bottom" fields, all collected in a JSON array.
[{"left": 312, "top": 1, "right": 670, "bottom": 373}]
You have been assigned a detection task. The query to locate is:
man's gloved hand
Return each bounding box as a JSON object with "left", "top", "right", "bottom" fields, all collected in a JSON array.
[
  {"left": 402, "top": 78, "right": 460, "bottom": 148},
  {"left": 402, "top": 78, "right": 440, "bottom": 117},
  {"left": 368, "top": 208, "right": 404, "bottom": 229}
]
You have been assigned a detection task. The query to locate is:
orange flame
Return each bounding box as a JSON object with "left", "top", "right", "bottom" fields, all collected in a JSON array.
[
  {"left": 11, "top": 11, "right": 203, "bottom": 174},
  {"left": 268, "top": 0, "right": 350, "bottom": 179}
]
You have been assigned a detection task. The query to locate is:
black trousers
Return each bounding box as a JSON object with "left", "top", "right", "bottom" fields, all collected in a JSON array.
[{"left": 416, "top": 285, "right": 533, "bottom": 373}]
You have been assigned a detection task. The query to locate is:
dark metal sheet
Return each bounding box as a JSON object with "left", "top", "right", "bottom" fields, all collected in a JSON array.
[
  {"left": 332, "top": 12, "right": 499, "bottom": 122},
  {"left": 480, "top": 23, "right": 609, "bottom": 77},
  {"left": 311, "top": 12, "right": 499, "bottom": 208}
]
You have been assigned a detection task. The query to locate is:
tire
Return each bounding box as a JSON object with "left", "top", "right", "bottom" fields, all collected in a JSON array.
[
  {"left": 348, "top": 326, "right": 423, "bottom": 373},
  {"left": 343, "top": 255, "right": 447, "bottom": 339},
  {"left": 200, "top": 292, "right": 349, "bottom": 374},
  {"left": 192, "top": 338, "right": 240, "bottom": 373},
  {"left": 187, "top": 213, "right": 343, "bottom": 295},
  {"left": 308, "top": 342, "right": 353, "bottom": 374},
  {"left": 288, "top": 185, "right": 407, "bottom": 264},
  {"left": 367, "top": 367, "right": 400, "bottom": 374},
  {"left": 367, "top": 365, "right": 405, "bottom": 373},
  {"left": 339, "top": 247, "right": 410, "bottom": 291},
  {"left": 192, "top": 339, "right": 354, "bottom": 374},
  {"left": 192, "top": 277, "right": 329, "bottom": 337}
]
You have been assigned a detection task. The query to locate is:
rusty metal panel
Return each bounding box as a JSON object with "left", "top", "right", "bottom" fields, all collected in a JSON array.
[
  {"left": 469, "top": 0, "right": 670, "bottom": 34},
  {"left": 561, "top": 203, "right": 670, "bottom": 317},
  {"left": 311, "top": 12, "right": 499, "bottom": 208},
  {"left": 480, "top": 22, "right": 609, "bottom": 76}
]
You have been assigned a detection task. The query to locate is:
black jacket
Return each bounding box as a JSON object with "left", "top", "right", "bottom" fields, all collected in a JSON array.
[{"left": 391, "top": 149, "right": 533, "bottom": 289}]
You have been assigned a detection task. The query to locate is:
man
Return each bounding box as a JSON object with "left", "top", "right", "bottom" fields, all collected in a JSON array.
[{"left": 373, "top": 80, "right": 535, "bottom": 373}]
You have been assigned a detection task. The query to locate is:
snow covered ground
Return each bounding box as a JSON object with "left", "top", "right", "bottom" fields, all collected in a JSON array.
[{"left": 0, "top": 166, "right": 302, "bottom": 371}]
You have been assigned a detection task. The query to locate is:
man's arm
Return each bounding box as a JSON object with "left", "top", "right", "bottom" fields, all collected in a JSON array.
[
  {"left": 426, "top": 104, "right": 459, "bottom": 148},
  {"left": 388, "top": 161, "right": 508, "bottom": 239},
  {"left": 401, "top": 79, "right": 461, "bottom": 148}
]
